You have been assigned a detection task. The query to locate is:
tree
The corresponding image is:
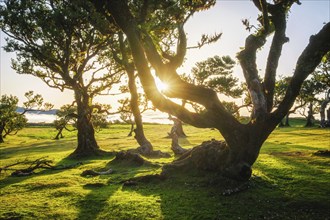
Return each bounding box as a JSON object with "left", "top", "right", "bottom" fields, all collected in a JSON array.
[
  {"left": 0, "top": 95, "right": 26, "bottom": 143},
  {"left": 314, "top": 52, "right": 330, "bottom": 127},
  {"left": 92, "top": 0, "right": 330, "bottom": 180},
  {"left": 320, "top": 89, "right": 330, "bottom": 127},
  {"left": 54, "top": 103, "right": 77, "bottom": 140},
  {"left": 117, "top": 86, "right": 153, "bottom": 137},
  {"left": 54, "top": 103, "right": 110, "bottom": 140},
  {"left": 274, "top": 76, "right": 304, "bottom": 126},
  {"left": 298, "top": 73, "right": 328, "bottom": 127},
  {"left": 0, "top": 0, "right": 123, "bottom": 157},
  {"left": 0, "top": 91, "right": 51, "bottom": 143},
  {"left": 111, "top": 33, "right": 156, "bottom": 155},
  {"left": 184, "top": 55, "right": 244, "bottom": 117}
]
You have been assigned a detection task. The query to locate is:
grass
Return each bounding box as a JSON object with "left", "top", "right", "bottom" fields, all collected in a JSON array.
[{"left": 0, "top": 120, "right": 329, "bottom": 219}]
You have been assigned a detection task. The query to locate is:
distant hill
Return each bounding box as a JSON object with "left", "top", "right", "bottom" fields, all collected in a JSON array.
[{"left": 16, "top": 107, "right": 58, "bottom": 115}]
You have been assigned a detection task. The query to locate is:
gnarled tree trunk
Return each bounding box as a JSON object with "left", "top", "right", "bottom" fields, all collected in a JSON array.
[
  {"left": 127, "top": 65, "right": 153, "bottom": 155},
  {"left": 70, "top": 90, "right": 102, "bottom": 158},
  {"left": 168, "top": 115, "right": 187, "bottom": 138},
  {"left": 93, "top": 0, "right": 330, "bottom": 181},
  {"left": 305, "top": 102, "right": 315, "bottom": 127},
  {"left": 320, "top": 90, "right": 330, "bottom": 127}
]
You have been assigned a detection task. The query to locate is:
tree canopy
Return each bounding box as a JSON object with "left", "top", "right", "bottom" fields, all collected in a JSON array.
[
  {"left": 90, "top": 0, "right": 330, "bottom": 180},
  {"left": 0, "top": 0, "right": 123, "bottom": 157},
  {"left": 1, "top": 0, "right": 329, "bottom": 179}
]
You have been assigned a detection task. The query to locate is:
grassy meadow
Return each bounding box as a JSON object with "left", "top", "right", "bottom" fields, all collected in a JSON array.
[{"left": 0, "top": 120, "right": 329, "bottom": 219}]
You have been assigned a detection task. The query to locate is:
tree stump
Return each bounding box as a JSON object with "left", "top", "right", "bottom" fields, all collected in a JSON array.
[
  {"left": 171, "top": 132, "right": 189, "bottom": 155},
  {"left": 168, "top": 116, "right": 187, "bottom": 138}
]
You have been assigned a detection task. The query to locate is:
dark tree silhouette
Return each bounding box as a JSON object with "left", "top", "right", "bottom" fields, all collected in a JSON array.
[
  {"left": 0, "top": 0, "right": 123, "bottom": 157},
  {"left": 91, "top": 0, "right": 330, "bottom": 180}
]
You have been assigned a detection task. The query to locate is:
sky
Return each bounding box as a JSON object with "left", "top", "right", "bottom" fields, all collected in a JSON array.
[{"left": 0, "top": 0, "right": 329, "bottom": 111}]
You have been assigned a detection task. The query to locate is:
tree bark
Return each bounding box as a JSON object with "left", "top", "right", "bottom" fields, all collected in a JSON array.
[
  {"left": 305, "top": 102, "right": 314, "bottom": 127},
  {"left": 278, "top": 120, "right": 285, "bottom": 127},
  {"left": 70, "top": 90, "right": 102, "bottom": 158},
  {"left": 0, "top": 134, "right": 4, "bottom": 143},
  {"left": 0, "top": 124, "right": 4, "bottom": 143},
  {"left": 127, "top": 62, "right": 153, "bottom": 155},
  {"left": 127, "top": 123, "right": 134, "bottom": 137}
]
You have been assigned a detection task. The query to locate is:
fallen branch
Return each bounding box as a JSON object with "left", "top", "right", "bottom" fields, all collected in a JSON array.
[{"left": 0, "top": 157, "right": 83, "bottom": 177}]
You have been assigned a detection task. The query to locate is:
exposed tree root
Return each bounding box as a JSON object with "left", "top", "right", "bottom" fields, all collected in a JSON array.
[
  {"left": 162, "top": 139, "right": 252, "bottom": 181},
  {"left": 109, "top": 151, "right": 149, "bottom": 166},
  {"left": 131, "top": 147, "right": 171, "bottom": 158},
  {"left": 163, "top": 139, "right": 229, "bottom": 172},
  {"left": 81, "top": 168, "right": 113, "bottom": 177}
]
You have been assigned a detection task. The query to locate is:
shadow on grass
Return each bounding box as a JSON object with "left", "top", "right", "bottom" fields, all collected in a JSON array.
[
  {"left": 75, "top": 159, "right": 161, "bottom": 220},
  {"left": 263, "top": 142, "right": 327, "bottom": 153},
  {"left": 0, "top": 154, "right": 115, "bottom": 190},
  {"left": 254, "top": 151, "right": 330, "bottom": 217},
  {"left": 118, "top": 171, "right": 297, "bottom": 219},
  {"left": 77, "top": 183, "right": 120, "bottom": 220},
  {"left": 0, "top": 139, "right": 76, "bottom": 160}
]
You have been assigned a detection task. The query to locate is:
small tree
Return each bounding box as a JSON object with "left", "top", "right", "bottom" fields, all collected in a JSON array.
[
  {"left": 298, "top": 74, "right": 328, "bottom": 127},
  {"left": 0, "top": 95, "right": 26, "bottom": 143},
  {"left": 0, "top": 91, "right": 52, "bottom": 143}
]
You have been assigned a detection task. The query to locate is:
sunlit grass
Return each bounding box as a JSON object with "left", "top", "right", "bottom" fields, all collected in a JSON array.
[{"left": 0, "top": 121, "right": 329, "bottom": 219}]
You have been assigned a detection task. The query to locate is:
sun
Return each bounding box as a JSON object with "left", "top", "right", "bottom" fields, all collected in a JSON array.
[{"left": 155, "top": 78, "right": 169, "bottom": 92}]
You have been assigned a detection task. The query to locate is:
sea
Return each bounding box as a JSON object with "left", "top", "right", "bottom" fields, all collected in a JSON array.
[{"left": 24, "top": 110, "right": 173, "bottom": 124}]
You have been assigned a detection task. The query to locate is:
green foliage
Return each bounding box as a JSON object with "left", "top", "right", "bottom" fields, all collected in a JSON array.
[
  {"left": 0, "top": 95, "right": 27, "bottom": 141},
  {"left": 0, "top": 91, "right": 51, "bottom": 142},
  {"left": 0, "top": 0, "right": 122, "bottom": 97},
  {"left": 0, "top": 123, "right": 329, "bottom": 219},
  {"left": 183, "top": 55, "right": 244, "bottom": 116},
  {"left": 191, "top": 55, "right": 243, "bottom": 98},
  {"left": 314, "top": 51, "right": 330, "bottom": 88}
]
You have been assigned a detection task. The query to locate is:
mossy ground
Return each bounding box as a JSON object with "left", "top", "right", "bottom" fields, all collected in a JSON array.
[{"left": 0, "top": 120, "right": 329, "bottom": 219}]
